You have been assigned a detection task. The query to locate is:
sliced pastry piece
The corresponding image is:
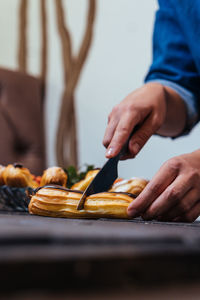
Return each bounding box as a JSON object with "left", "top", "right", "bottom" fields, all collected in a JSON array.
[
  {"left": 40, "top": 166, "right": 67, "bottom": 187},
  {"left": 71, "top": 169, "right": 100, "bottom": 191},
  {"left": 28, "top": 185, "right": 136, "bottom": 219},
  {"left": 3, "top": 163, "right": 38, "bottom": 188},
  {"left": 109, "top": 177, "right": 148, "bottom": 196}
]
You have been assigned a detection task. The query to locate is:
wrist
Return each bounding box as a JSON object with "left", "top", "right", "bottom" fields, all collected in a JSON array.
[{"left": 155, "top": 84, "right": 187, "bottom": 137}]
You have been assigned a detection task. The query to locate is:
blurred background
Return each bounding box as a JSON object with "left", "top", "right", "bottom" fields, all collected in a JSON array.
[{"left": 0, "top": 0, "right": 200, "bottom": 180}]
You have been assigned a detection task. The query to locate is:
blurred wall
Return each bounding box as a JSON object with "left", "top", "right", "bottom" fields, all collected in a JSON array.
[{"left": 0, "top": 0, "right": 200, "bottom": 180}]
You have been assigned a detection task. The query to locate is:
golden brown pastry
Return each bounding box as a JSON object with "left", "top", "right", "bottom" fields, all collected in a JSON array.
[
  {"left": 71, "top": 169, "right": 100, "bottom": 191},
  {"left": 109, "top": 177, "right": 148, "bottom": 196},
  {"left": 28, "top": 185, "right": 136, "bottom": 219},
  {"left": 2, "top": 163, "right": 38, "bottom": 188},
  {"left": 0, "top": 165, "right": 5, "bottom": 186},
  {"left": 40, "top": 167, "right": 67, "bottom": 187}
]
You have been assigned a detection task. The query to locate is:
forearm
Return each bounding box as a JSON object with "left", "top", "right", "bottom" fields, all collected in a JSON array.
[{"left": 150, "top": 83, "right": 187, "bottom": 137}]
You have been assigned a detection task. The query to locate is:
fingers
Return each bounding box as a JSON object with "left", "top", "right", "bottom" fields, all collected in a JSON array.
[
  {"left": 127, "top": 114, "right": 160, "bottom": 157},
  {"left": 104, "top": 111, "right": 140, "bottom": 158},
  {"left": 103, "top": 118, "right": 118, "bottom": 149},
  {"left": 118, "top": 114, "right": 160, "bottom": 160},
  {"left": 142, "top": 174, "right": 192, "bottom": 220},
  {"left": 157, "top": 188, "right": 199, "bottom": 221},
  {"left": 103, "top": 84, "right": 167, "bottom": 159},
  {"left": 173, "top": 200, "right": 200, "bottom": 223},
  {"left": 129, "top": 151, "right": 200, "bottom": 222},
  {"left": 104, "top": 112, "right": 159, "bottom": 159},
  {"left": 127, "top": 160, "right": 178, "bottom": 217},
  {"left": 103, "top": 106, "right": 123, "bottom": 150}
]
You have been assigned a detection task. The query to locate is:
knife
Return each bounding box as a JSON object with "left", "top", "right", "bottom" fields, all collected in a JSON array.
[{"left": 77, "top": 129, "right": 135, "bottom": 210}]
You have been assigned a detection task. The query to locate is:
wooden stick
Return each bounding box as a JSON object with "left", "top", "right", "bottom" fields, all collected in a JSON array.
[
  {"left": 18, "top": 0, "right": 28, "bottom": 72},
  {"left": 71, "top": 0, "right": 96, "bottom": 90},
  {"left": 40, "top": 0, "right": 48, "bottom": 98},
  {"left": 55, "top": 0, "right": 73, "bottom": 81},
  {"left": 55, "top": 0, "right": 96, "bottom": 168}
]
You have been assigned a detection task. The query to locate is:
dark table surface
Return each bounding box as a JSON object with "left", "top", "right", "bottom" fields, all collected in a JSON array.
[
  {"left": 1, "top": 212, "right": 200, "bottom": 293},
  {"left": 1, "top": 212, "right": 200, "bottom": 261}
]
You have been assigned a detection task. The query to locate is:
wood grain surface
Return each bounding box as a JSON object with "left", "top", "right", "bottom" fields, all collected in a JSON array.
[{"left": 0, "top": 212, "right": 200, "bottom": 294}]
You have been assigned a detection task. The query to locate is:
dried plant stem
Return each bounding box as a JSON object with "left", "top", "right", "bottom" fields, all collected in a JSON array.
[
  {"left": 55, "top": 0, "right": 73, "bottom": 81},
  {"left": 18, "top": 0, "right": 28, "bottom": 72},
  {"left": 40, "top": 0, "right": 47, "bottom": 98},
  {"left": 55, "top": 0, "right": 96, "bottom": 168}
]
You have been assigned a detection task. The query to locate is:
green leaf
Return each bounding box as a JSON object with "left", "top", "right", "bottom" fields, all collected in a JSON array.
[{"left": 64, "top": 164, "right": 95, "bottom": 188}]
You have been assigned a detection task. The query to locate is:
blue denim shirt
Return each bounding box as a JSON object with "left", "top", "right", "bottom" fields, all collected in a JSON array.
[{"left": 145, "top": 0, "right": 200, "bottom": 133}]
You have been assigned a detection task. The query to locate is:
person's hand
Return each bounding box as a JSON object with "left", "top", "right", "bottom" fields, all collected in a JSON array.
[
  {"left": 128, "top": 150, "right": 200, "bottom": 222},
  {"left": 103, "top": 82, "right": 187, "bottom": 159},
  {"left": 103, "top": 83, "right": 167, "bottom": 159}
]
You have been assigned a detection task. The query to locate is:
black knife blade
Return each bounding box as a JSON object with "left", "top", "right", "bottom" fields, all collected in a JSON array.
[
  {"left": 77, "top": 153, "right": 121, "bottom": 210},
  {"left": 76, "top": 127, "right": 137, "bottom": 210}
]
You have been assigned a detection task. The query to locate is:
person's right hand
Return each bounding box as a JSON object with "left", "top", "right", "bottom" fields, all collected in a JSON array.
[{"left": 103, "top": 82, "right": 167, "bottom": 159}]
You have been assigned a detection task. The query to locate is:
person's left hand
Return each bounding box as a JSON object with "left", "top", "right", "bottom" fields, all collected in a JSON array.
[{"left": 127, "top": 150, "right": 200, "bottom": 222}]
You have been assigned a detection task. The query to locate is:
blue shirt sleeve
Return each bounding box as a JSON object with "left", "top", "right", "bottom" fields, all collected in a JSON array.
[{"left": 145, "top": 0, "right": 200, "bottom": 134}]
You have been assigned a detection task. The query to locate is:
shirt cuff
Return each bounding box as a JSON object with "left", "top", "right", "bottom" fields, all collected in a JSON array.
[{"left": 146, "top": 79, "right": 199, "bottom": 134}]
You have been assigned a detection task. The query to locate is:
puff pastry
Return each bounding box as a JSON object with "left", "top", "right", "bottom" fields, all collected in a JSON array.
[
  {"left": 71, "top": 169, "right": 100, "bottom": 191},
  {"left": 28, "top": 185, "right": 136, "bottom": 219},
  {"left": 109, "top": 177, "right": 148, "bottom": 195},
  {"left": 2, "top": 163, "right": 38, "bottom": 188},
  {"left": 40, "top": 167, "right": 67, "bottom": 187},
  {"left": 0, "top": 165, "right": 5, "bottom": 186}
]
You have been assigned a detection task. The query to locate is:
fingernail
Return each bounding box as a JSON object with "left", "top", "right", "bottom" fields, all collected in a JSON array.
[
  {"left": 127, "top": 208, "right": 139, "bottom": 218},
  {"left": 106, "top": 147, "right": 114, "bottom": 157},
  {"left": 132, "top": 143, "right": 140, "bottom": 155}
]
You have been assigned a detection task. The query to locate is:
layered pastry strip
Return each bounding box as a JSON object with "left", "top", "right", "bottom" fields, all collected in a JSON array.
[
  {"left": 109, "top": 177, "right": 148, "bottom": 196},
  {"left": 29, "top": 186, "right": 136, "bottom": 219}
]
